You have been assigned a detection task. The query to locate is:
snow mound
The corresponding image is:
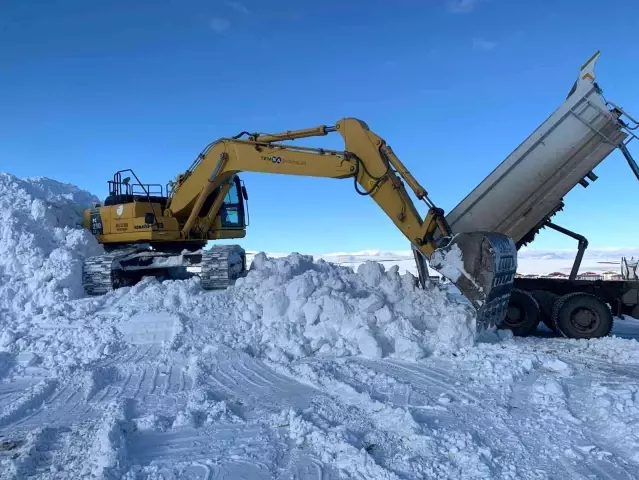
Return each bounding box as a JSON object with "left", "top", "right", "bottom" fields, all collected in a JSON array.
[
  {"left": 169, "top": 252, "right": 477, "bottom": 362},
  {"left": 0, "top": 173, "right": 103, "bottom": 318},
  {"left": 0, "top": 173, "right": 476, "bottom": 367}
]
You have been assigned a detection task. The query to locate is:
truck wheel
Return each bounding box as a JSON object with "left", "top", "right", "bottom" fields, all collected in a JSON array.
[
  {"left": 502, "top": 289, "right": 540, "bottom": 337},
  {"left": 531, "top": 290, "right": 559, "bottom": 333},
  {"left": 551, "top": 292, "right": 613, "bottom": 339}
]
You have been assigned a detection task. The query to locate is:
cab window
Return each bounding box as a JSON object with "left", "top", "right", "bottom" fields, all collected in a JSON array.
[{"left": 220, "top": 178, "right": 244, "bottom": 227}]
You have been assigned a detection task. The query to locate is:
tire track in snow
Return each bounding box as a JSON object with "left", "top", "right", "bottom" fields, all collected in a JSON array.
[
  {"left": 9, "top": 377, "right": 100, "bottom": 430},
  {"left": 559, "top": 355, "right": 639, "bottom": 381},
  {"left": 187, "top": 351, "right": 371, "bottom": 478},
  {"left": 1, "top": 348, "right": 192, "bottom": 436},
  {"left": 1, "top": 347, "right": 317, "bottom": 478},
  {"left": 179, "top": 369, "right": 187, "bottom": 393},
  {"left": 519, "top": 343, "right": 639, "bottom": 474},
  {"left": 270, "top": 358, "right": 510, "bottom": 479},
  {"left": 285, "top": 357, "right": 581, "bottom": 479},
  {"left": 367, "top": 354, "right": 636, "bottom": 479},
  {"left": 100, "top": 344, "right": 139, "bottom": 367},
  {"left": 0, "top": 379, "right": 58, "bottom": 429},
  {"left": 0, "top": 378, "right": 40, "bottom": 412},
  {"left": 125, "top": 424, "right": 280, "bottom": 479},
  {"left": 278, "top": 452, "right": 337, "bottom": 480},
  {"left": 507, "top": 369, "right": 636, "bottom": 479},
  {"left": 1, "top": 426, "right": 64, "bottom": 479},
  {"left": 371, "top": 358, "right": 484, "bottom": 404},
  {"left": 559, "top": 373, "right": 639, "bottom": 475},
  {"left": 197, "top": 349, "right": 321, "bottom": 414},
  {"left": 92, "top": 382, "right": 113, "bottom": 404}
]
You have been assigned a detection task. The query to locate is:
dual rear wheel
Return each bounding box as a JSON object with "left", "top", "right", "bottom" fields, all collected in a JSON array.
[{"left": 502, "top": 289, "right": 613, "bottom": 339}]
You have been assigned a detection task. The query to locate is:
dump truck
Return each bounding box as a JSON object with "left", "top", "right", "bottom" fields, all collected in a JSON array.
[{"left": 441, "top": 51, "right": 639, "bottom": 339}]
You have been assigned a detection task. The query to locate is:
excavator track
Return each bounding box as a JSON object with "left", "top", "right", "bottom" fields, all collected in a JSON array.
[
  {"left": 82, "top": 253, "right": 121, "bottom": 295},
  {"left": 200, "top": 244, "right": 247, "bottom": 289},
  {"left": 82, "top": 245, "right": 246, "bottom": 295},
  {"left": 83, "top": 247, "right": 142, "bottom": 295}
]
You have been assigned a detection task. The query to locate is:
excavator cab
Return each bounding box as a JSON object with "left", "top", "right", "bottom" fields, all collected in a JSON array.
[
  {"left": 192, "top": 174, "right": 248, "bottom": 232},
  {"left": 219, "top": 176, "right": 248, "bottom": 228}
]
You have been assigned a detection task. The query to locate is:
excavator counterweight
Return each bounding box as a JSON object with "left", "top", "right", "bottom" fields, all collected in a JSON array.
[{"left": 82, "top": 119, "right": 517, "bottom": 334}]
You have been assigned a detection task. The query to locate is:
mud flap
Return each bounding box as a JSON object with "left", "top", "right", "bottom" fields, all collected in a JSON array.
[{"left": 429, "top": 232, "right": 517, "bottom": 333}]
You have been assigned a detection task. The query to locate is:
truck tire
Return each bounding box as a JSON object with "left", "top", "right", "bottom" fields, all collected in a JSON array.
[
  {"left": 531, "top": 290, "right": 559, "bottom": 333},
  {"left": 551, "top": 292, "right": 613, "bottom": 339},
  {"left": 502, "top": 289, "right": 540, "bottom": 337}
]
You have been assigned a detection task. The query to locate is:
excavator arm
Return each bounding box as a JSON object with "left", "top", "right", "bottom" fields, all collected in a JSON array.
[
  {"left": 167, "top": 118, "right": 517, "bottom": 332},
  {"left": 171, "top": 119, "right": 444, "bottom": 253}
]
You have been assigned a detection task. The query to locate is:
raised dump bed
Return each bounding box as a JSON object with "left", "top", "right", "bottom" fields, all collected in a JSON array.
[
  {"left": 441, "top": 52, "right": 639, "bottom": 339},
  {"left": 445, "top": 51, "right": 628, "bottom": 246}
]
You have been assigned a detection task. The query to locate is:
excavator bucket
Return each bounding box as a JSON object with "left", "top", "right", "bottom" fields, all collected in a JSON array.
[{"left": 427, "top": 232, "right": 517, "bottom": 333}]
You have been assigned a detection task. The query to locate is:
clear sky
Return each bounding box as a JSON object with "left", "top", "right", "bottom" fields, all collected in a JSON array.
[{"left": 1, "top": 0, "right": 638, "bottom": 253}]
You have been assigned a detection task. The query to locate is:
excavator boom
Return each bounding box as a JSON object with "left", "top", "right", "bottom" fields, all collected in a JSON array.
[{"left": 163, "top": 118, "right": 517, "bottom": 332}]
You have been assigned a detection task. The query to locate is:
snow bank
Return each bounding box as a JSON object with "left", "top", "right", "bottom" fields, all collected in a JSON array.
[
  {"left": 0, "top": 173, "right": 103, "bottom": 318},
  {"left": 234, "top": 253, "right": 476, "bottom": 361},
  {"left": 114, "top": 252, "right": 477, "bottom": 362},
  {"left": 0, "top": 173, "right": 475, "bottom": 367}
]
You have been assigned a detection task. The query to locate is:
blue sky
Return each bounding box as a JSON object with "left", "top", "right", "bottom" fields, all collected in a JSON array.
[{"left": 1, "top": 0, "right": 638, "bottom": 253}]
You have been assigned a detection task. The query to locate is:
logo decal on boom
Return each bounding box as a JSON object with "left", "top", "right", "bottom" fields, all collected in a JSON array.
[
  {"left": 260, "top": 155, "right": 306, "bottom": 166},
  {"left": 262, "top": 155, "right": 282, "bottom": 164}
]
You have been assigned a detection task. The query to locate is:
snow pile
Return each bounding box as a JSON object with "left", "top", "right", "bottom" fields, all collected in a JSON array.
[
  {"left": 236, "top": 253, "right": 476, "bottom": 360},
  {"left": 0, "top": 173, "right": 103, "bottom": 318},
  {"left": 143, "top": 252, "right": 477, "bottom": 362},
  {"left": 0, "top": 173, "right": 476, "bottom": 369},
  {"left": 1, "top": 175, "right": 639, "bottom": 478},
  {"left": 429, "top": 243, "right": 465, "bottom": 283}
]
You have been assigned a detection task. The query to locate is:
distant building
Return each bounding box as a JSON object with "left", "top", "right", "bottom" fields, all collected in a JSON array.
[
  {"left": 546, "top": 272, "right": 569, "bottom": 279},
  {"left": 577, "top": 271, "right": 603, "bottom": 281},
  {"left": 602, "top": 271, "right": 623, "bottom": 281}
]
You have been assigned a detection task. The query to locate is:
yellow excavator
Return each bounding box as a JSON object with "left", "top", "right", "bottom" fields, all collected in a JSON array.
[{"left": 82, "top": 118, "right": 516, "bottom": 332}]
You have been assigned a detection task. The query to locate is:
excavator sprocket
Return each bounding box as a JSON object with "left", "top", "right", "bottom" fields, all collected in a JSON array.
[{"left": 429, "top": 232, "right": 517, "bottom": 333}]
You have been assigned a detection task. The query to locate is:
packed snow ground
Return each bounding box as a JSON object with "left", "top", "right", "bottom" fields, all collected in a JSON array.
[{"left": 1, "top": 174, "right": 639, "bottom": 479}]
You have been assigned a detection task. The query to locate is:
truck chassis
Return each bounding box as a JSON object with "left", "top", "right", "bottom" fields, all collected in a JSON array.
[{"left": 504, "top": 222, "right": 639, "bottom": 339}]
